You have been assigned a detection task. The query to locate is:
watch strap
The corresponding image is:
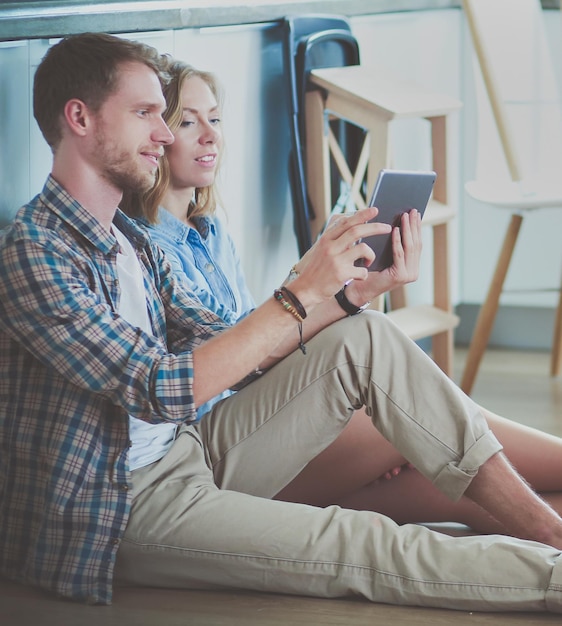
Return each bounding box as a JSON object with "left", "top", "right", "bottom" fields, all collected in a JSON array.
[{"left": 334, "top": 284, "right": 369, "bottom": 316}]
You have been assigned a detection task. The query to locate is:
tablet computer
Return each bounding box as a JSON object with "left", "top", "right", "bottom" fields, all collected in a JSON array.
[{"left": 359, "top": 168, "right": 436, "bottom": 271}]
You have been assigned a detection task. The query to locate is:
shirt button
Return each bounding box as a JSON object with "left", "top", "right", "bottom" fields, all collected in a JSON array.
[
  {"left": 205, "top": 263, "right": 215, "bottom": 273},
  {"left": 111, "top": 538, "right": 120, "bottom": 546}
]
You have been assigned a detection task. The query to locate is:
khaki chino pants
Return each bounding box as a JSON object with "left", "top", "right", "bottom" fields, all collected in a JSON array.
[{"left": 117, "top": 311, "right": 562, "bottom": 612}]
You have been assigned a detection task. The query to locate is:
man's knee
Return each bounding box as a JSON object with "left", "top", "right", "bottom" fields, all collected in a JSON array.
[{"left": 319, "top": 309, "right": 403, "bottom": 355}]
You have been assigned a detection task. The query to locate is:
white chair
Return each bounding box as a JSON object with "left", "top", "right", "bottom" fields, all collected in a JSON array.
[{"left": 460, "top": 0, "right": 562, "bottom": 394}]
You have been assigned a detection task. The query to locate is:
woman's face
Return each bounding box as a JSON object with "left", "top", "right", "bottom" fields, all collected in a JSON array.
[{"left": 165, "top": 75, "right": 222, "bottom": 194}]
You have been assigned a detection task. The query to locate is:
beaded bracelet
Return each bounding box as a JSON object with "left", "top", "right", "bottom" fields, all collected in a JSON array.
[
  {"left": 279, "top": 286, "right": 307, "bottom": 320},
  {"left": 273, "top": 288, "right": 307, "bottom": 355}
]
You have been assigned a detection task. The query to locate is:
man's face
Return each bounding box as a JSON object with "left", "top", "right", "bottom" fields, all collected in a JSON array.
[{"left": 92, "top": 61, "right": 174, "bottom": 194}]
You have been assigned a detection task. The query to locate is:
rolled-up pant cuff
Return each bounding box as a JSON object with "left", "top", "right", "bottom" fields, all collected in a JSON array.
[
  {"left": 433, "top": 429, "right": 504, "bottom": 501},
  {"left": 546, "top": 553, "right": 562, "bottom": 612}
]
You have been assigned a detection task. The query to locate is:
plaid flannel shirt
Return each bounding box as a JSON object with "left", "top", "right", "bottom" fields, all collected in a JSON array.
[{"left": 0, "top": 175, "right": 227, "bottom": 604}]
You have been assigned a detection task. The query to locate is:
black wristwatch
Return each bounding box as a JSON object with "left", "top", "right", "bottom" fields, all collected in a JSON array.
[{"left": 334, "top": 283, "right": 370, "bottom": 316}]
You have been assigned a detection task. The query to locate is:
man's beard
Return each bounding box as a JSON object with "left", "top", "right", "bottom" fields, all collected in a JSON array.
[{"left": 95, "top": 131, "right": 157, "bottom": 194}]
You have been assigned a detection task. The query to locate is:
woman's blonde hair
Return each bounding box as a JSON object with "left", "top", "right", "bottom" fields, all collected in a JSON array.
[{"left": 121, "top": 57, "right": 223, "bottom": 223}]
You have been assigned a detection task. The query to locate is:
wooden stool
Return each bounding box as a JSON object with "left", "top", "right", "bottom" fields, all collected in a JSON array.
[
  {"left": 459, "top": 0, "right": 562, "bottom": 393},
  {"left": 305, "top": 65, "right": 461, "bottom": 376}
]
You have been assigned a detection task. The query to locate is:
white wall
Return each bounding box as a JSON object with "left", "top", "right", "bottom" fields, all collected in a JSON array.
[
  {"left": 0, "top": 40, "right": 31, "bottom": 224},
  {"left": 351, "top": 9, "right": 463, "bottom": 309}
]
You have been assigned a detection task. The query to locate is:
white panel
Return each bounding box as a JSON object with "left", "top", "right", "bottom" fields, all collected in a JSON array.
[
  {"left": 351, "top": 10, "right": 463, "bottom": 308},
  {"left": 0, "top": 40, "right": 30, "bottom": 226},
  {"left": 119, "top": 30, "right": 175, "bottom": 55},
  {"left": 461, "top": 9, "right": 562, "bottom": 308},
  {"left": 28, "top": 39, "right": 57, "bottom": 199}
]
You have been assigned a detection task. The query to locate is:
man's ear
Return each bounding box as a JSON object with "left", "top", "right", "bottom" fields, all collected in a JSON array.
[{"left": 63, "top": 99, "right": 91, "bottom": 137}]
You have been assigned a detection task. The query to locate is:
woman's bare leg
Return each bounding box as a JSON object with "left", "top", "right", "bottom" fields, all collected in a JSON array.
[
  {"left": 336, "top": 457, "right": 562, "bottom": 536},
  {"left": 275, "top": 407, "right": 406, "bottom": 506},
  {"left": 336, "top": 466, "right": 505, "bottom": 532},
  {"left": 275, "top": 405, "right": 562, "bottom": 533}
]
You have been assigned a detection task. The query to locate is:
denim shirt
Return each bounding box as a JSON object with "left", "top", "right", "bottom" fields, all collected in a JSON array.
[{"left": 144, "top": 208, "right": 256, "bottom": 417}]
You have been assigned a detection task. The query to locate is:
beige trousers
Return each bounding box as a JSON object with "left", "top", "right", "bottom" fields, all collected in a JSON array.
[{"left": 116, "top": 311, "right": 562, "bottom": 612}]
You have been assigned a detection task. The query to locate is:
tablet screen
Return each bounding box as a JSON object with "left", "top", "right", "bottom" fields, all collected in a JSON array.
[{"left": 360, "top": 169, "right": 436, "bottom": 271}]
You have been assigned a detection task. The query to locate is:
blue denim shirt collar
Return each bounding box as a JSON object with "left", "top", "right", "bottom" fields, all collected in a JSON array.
[{"left": 155, "top": 206, "right": 216, "bottom": 243}]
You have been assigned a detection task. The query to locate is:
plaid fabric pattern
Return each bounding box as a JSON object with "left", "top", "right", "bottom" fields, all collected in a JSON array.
[{"left": 0, "top": 176, "right": 226, "bottom": 604}]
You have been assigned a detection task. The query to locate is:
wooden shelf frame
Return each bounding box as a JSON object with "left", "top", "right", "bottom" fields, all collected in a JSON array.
[{"left": 304, "top": 65, "right": 461, "bottom": 375}]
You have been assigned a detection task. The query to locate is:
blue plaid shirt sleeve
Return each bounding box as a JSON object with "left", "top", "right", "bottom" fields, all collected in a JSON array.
[{"left": 0, "top": 178, "right": 230, "bottom": 604}]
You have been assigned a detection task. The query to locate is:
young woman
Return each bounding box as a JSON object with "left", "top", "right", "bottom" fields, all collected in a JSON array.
[{"left": 121, "top": 58, "right": 562, "bottom": 533}]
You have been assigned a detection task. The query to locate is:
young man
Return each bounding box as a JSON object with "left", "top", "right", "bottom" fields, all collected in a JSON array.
[{"left": 1, "top": 32, "right": 562, "bottom": 612}]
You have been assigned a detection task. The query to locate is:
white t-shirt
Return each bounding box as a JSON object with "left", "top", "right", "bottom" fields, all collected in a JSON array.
[{"left": 113, "top": 226, "right": 177, "bottom": 471}]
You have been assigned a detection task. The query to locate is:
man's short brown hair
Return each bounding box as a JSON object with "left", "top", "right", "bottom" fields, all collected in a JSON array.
[{"left": 33, "top": 32, "right": 169, "bottom": 151}]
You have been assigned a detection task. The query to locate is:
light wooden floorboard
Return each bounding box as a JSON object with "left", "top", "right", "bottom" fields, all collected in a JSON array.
[
  {"left": 2, "top": 348, "right": 561, "bottom": 625},
  {"left": 3, "top": 582, "right": 562, "bottom": 626},
  {"left": 453, "top": 347, "right": 562, "bottom": 437}
]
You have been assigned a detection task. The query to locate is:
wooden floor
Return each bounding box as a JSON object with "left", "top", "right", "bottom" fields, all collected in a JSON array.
[
  {"left": 454, "top": 347, "right": 562, "bottom": 438},
  {"left": 2, "top": 347, "right": 562, "bottom": 625}
]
